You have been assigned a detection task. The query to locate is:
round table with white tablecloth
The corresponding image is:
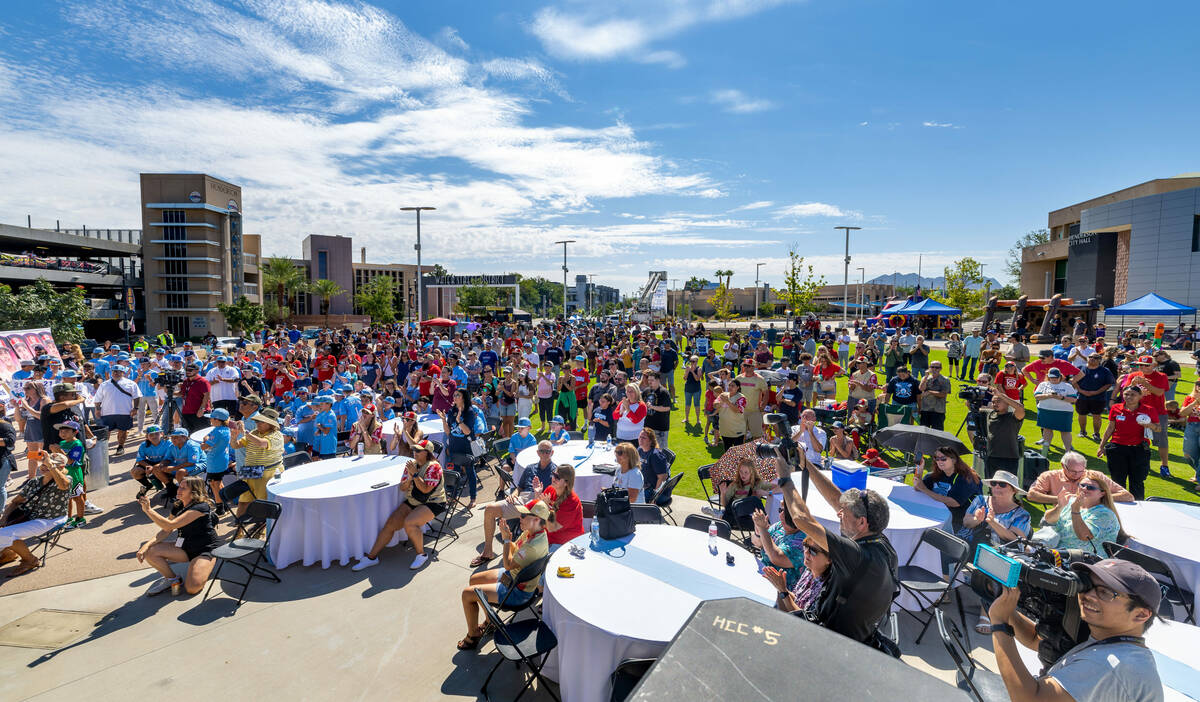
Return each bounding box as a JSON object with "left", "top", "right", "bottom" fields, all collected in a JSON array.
[
  {"left": 189, "top": 426, "right": 213, "bottom": 444},
  {"left": 1117, "top": 500, "right": 1200, "bottom": 613},
  {"left": 1017, "top": 618, "right": 1200, "bottom": 702},
  {"left": 265, "top": 454, "right": 415, "bottom": 569},
  {"left": 769, "top": 470, "right": 950, "bottom": 611},
  {"left": 514, "top": 440, "right": 617, "bottom": 503},
  {"left": 380, "top": 413, "right": 445, "bottom": 442},
  {"left": 541, "top": 525, "right": 776, "bottom": 702}
]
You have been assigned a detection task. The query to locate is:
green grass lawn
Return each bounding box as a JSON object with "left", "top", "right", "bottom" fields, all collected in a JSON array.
[{"left": 536, "top": 339, "right": 1200, "bottom": 511}]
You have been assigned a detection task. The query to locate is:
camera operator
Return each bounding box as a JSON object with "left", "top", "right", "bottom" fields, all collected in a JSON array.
[
  {"left": 775, "top": 453, "right": 898, "bottom": 646},
  {"left": 987, "top": 559, "right": 1163, "bottom": 702},
  {"left": 979, "top": 377, "right": 1026, "bottom": 478}
]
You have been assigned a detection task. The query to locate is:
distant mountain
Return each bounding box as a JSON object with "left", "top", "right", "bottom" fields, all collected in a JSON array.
[{"left": 867, "top": 272, "right": 1001, "bottom": 292}]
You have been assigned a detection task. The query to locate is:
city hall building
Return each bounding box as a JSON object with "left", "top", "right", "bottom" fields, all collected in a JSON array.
[{"left": 1021, "top": 173, "right": 1200, "bottom": 308}]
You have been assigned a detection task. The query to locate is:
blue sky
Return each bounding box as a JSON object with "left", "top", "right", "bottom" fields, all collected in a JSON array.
[{"left": 1, "top": 1, "right": 1198, "bottom": 295}]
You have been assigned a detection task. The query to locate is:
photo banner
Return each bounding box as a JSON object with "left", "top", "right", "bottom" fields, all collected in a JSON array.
[
  {"left": 0, "top": 328, "right": 60, "bottom": 380},
  {"left": 651, "top": 281, "right": 668, "bottom": 311}
]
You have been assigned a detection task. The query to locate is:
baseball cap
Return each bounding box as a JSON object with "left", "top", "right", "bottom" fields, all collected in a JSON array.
[
  {"left": 1133, "top": 355, "right": 1155, "bottom": 365},
  {"left": 19, "top": 359, "right": 33, "bottom": 366},
  {"left": 170, "top": 427, "right": 189, "bottom": 437},
  {"left": 1070, "top": 559, "right": 1162, "bottom": 613},
  {"left": 204, "top": 408, "right": 231, "bottom": 421},
  {"left": 1047, "top": 368, "right": 1062, "bottom": 377},
  {"left": 54, "top": 420, "right": 81, "bottom": 432},
  {"left": 515, "top": 500, "right": 551, "bottom": 521},
  {"left": 516, "top": 417, "right": 532, "bottom": 428},
  {"left": 413, "top": 438, "right": 435, "bottom": 454},
  {"left": 52, "top": 382, "right": 76, "bottom": 394},
  {"left": 863, "top": 448, "right": 880, "bottom": 459},
  {"left": 551, "top": 415, "right": 565, "bottom": 424},
  {"left": 575, "top": 355, "right": 585, "bottom": 362},
  {"left": 111, "top": 365, "right": 126, "bottom": 373},
  {"left": 146, "top": 425, "right": 163, "bottom": 434},
  {"left": 91, "top": 348, "right": 104, "bottom": 355},
  {"left": 167, "top": 354, "right": 183, "bottom": 362}
]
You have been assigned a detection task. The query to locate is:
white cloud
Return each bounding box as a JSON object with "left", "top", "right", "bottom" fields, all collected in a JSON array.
[
  {"left": 922, "top": 121, "right": 960, "bottom": 129},
  {"left": 696, "top": 188, "right": 725, "bottom": 198},
  {"left": 529, "top": 1, "right": 795, "bottom": 65},
  {"left": 709, "top": 89, "right": 775, "bottom": 114},
  {"left": 481, "top": 57, "right": 569, "bottom": 99},
  {"left": 438, "top": 27, "right": 469, "bottom": 51},
  {"left": 731, "top": 200, "right": 774, "bottom": 211},
  {"left": 776, "top": 202, "right": 861, "bottom": 219}
]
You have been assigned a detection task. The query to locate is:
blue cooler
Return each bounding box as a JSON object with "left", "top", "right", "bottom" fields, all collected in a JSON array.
[{"left": 830, "top": 459, "right": 868, "bottom": 492}]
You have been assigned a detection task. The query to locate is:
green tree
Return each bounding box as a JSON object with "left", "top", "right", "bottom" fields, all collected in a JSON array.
[
  {"left": 428, "top": 264, "right": 449, "bottom": 277},
  {"left": 309, "top": 278, "right": 346, "bottom": 327},
  {"left": 713, "top": 269, "right": 734, "bottom": 288},
  {"left": 354, "top": 276, "right": 397, "bottom": 323},
  {"left": 932, "top": 257, "right": 986, "bottom": 317},
  {"left": 758, "top": 302, "right": 776, "bottom": 318},
  {"left": 0, "top": 279, "right": 90, "bottom": 344},
  {"left": 261, "top": 256, "right": 307, "bottom": 322},
  {"left": 1005, "top": 228, "right": 1050, "bottom": 283},
  {"left": 216, "top": 295, "right": 265, "bottom": 335},
  {"left": 778, "top": 247, "right": 826, "bottom": 315},
  {"left": 455, "top": 277, "right": 499, "bottom": 314},
  {"left": 708, "top": 283, "right": 735, "bottom": 324}
]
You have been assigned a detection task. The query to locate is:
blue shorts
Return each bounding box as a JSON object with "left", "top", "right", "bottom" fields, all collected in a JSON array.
[
  {"left": 496, "top": 571, "right": 536, "bottom": 606},
  {"left": 499, "top": 403, "right": 517, "bottom": 417}
]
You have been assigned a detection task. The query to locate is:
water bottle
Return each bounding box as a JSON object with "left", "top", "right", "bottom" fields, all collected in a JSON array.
[
  {"left": 606, "top": 435, "right": 613, "bottom": 450},
  {"left": 708, "top": 522, "right": 718, "bottom": 554},
  {"left": 356, "top": 442, "right": 365, "bottom": 458},
  {"left": 590, "top": 517, "right": 600, "bottom": 549}
]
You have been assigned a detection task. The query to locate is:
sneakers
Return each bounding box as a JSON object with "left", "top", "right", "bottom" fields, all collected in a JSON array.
[
  {"left": 147, "top": 576, "right": 181, "bottom": 596},
  {"left": 64, "top": 516, "right": 86, "bottom": 529},
  {"left": 84, "top": 501, "right": 103, "bottom": 515},
  {"left": 1078, "top": 432, "right": 1089, "bottom": 439},
  {"left": 351, "top": 555, "right": 379, "bottom": 572},
  {"left": 1159, "top": 465, "right": 1172, "bottom": 478},
  {"left": 1034, "top": 438, "right": 1046, "bottom": 445},
  {"left": 409, "top": 553, "right": 430, "bottom": 570},
  {"left": 1091, "top": 433, "right": 1101, "bottom": 442}
]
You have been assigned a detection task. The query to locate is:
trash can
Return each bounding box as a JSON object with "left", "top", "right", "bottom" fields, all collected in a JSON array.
[{"left": 86, "top": 424, "right": 111, "bottom": 491}]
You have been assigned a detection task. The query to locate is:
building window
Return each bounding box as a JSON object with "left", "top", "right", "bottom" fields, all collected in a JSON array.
[
  {"left": 1192, "top": 215, "right": 1199, "bottom": 253},
  {"left": 165, "top": 259, "right": 188, "bottom": 275},
  {"left": 1053, "top": 259, "right": 1067, "bottom": 295},
  {"left": 318, "top": 250, "right": 328, "bottom": 280},
  {"left": 166, "top": 315, "right": 189, "bottom": 341}
]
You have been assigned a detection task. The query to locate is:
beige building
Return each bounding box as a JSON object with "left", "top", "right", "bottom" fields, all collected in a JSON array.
[
  {"left": 139, "top": 173, "right": 260, "bottom": 338},
  {"left": 352, "top": 254, "right": 422, "bottom": 319}
]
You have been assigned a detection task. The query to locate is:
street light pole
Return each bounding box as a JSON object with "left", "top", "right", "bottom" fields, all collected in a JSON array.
[
  {"left": 553, "top": 240, "right": 575, "bottom": 320},
  {"left": 754, "top": 262, "right": 765, "bottom": 320},
  {"left": 834, "top": 226, "right": 861, "bottom": 325},
  {"left": 400, "top": 206, "right": 435, "bottom": 323},
  {"left": 856, "top": 266, "right": 865, "bottom": 318}
]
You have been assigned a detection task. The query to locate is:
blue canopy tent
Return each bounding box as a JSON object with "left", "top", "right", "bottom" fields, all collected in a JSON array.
[
  {"left": 893, "top": 298, "right": 961, "bottom": 316},
  {"left": 1101, "top": 293, "right": 1196, "bottom": 343}
]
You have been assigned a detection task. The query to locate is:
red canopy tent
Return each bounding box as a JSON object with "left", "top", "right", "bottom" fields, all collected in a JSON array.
[{"left": 419, "top": 317, "right": 457, "bottom": 327}]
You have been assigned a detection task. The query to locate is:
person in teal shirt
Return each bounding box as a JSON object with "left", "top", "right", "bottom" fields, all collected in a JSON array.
[
  {"left": 201, "top": 408, "right": 233, "bottom": 515},
  {"left": 293, "top": 399, "right": 316, "bottom": 451},
  {"left": 312, "top": 395, "right": 339, "bottom": 458},
  {"left": 508, "top": 417, "right": 537, "bottom": 461}
]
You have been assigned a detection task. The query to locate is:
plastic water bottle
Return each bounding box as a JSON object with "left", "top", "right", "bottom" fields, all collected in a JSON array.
[
  {"left": 356, "top": 442, "right": 365, "bottom": 458},
  {"left": 708, "top": 522, "right": 718, "bottom": 554},
  {"left": 590, "top": 517, "right": 600, "bottom": 549},
  {"left": 606, "top": 435, "right": 613, "bottom": 450}
]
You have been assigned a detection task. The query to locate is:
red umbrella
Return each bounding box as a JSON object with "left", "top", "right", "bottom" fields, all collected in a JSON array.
[{"left": 419, "top": 317, "right": 457, "bottom": 327}]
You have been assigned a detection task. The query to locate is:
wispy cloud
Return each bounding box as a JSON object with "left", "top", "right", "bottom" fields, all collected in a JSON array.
[
  {"left": 731, "top": 200, "right": 774, "bottom": 211},
  {"left": 528, "top": 1, "right": 796, "bottom": 66},
  {"left": 481, "top": 57, "right": 569, "bottom": 99},
  {"left": 922, "top": 121, "right": 961, "bottom": 129},
  {"left": 776, "top": 202, "right": 862, "bottom": 219},
  {"left": 709, "top": 89, "right": 775, "bottom": 114}
]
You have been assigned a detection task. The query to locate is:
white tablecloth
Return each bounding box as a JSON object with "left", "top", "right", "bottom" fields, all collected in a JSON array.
[
  {"left": 515, "top": 440, "right": 617, "bottom": 503},
  {"left": 380, "top": 414, "right": 445, "bottom": 441},
  {"left": 265, "top": 454, "right": 412, "bottom": 568},
  {"left": 1118, "top": 500, "right": 1200, "bottom": 613},
  {"left": 541, "top": 524, "right": 775, "bottom": 702},
  {"left": 769, "top": 470, "right": 951, "bottom": 611},
  {"left": 190, "top": 426, "right": 213, "bottom": 443},
  {"left": 1017, "top": 619, "right": 1200, "bottom": 702}
]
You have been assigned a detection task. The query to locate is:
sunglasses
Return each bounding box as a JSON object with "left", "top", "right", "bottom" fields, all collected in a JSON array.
[
  {"left": 803, "top": 543, "right": 827, "bottom": 556},
  {"left": 987, "top": 481, "right": 1012, "bottom": 489},
  {"left": 1078, "top": 483, "right": 1101, "bottom": 492}
]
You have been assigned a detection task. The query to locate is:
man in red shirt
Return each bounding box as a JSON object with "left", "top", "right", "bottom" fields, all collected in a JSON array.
[
  {"left": 570, "top": 355, "right": 589, "bottom": 407},
  {"left": 1022, "top": 349, "right": 1078, "bottom": 385},
  {"left": 1099, "top": 385, "right": 1156, "bottom": 499},
  {"left": 179, "top": 361, "right": 212, "bottom": 433},
  {"left": 1122, "top": 355, "right": 1171, "bottom": 476},
  {"left": 314, "top": 350, "right": 338, "bottom": 382},
  {"left": 994, "top": 360, "right": 1027, "bottom": 401}
]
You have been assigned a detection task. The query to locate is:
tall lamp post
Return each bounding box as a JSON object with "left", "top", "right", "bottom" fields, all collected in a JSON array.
[
  {"left": 834, "top": 226, "right": 861, "bottom": 325},
  {"left": 856, "top": 267, "right": 866, "bottom": 320},
  {"left": 554, "top": 240, "right": 575, "bottom": 320},
  {"left": 400, "top": 206, "right": 435, "bottom": 323},
  {"left": 754, "top": 262, "right": 765, "bottom": 320}
]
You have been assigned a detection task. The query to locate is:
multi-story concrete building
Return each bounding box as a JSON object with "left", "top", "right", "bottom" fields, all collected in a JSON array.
[
  {"left": 352, "top": 247, "right": 421, "bottom": 320},
  {"left": 139, "top": 173, "right": 260, "bottom": 338},
  {"left": 565, "top": 274, "right": 619, "bottom": 313},
  {"left": 1022, "top": 174, "right": 1200, "bottom": 306}
]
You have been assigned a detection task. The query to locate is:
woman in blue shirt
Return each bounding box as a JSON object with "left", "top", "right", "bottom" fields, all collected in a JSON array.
[
  {"left": 200, "top": 408, "right": 233, "bottom": 515},
  {"left": 440, "top": 389, "right": 488, "bottom": 508}
]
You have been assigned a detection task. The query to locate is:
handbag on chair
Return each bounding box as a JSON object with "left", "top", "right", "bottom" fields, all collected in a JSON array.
[{"left": 595, "top": 486, "right": 635, "bottom": 540}]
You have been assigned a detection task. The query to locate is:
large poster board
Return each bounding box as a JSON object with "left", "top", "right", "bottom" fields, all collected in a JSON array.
[{"left": 0, "top": 328, "right": 60, "bottom": 379}]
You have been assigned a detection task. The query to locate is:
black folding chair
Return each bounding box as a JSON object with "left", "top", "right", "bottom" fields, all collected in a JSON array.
[
  {"left": 897, "top": 527, "right": 971, "bottom": 644},
  {"left": 651, "top": 472, "right": 684, "bottom": 524},
  {"left": 282, "top": 451, "right": 310, "bottom": 469},
  {"left": 491, "top": 437, "right": 510, "bottom": 460},
  {"left": 682, "top": 514, "right": 731, "bottom": 540},
  {"left": 475, "top": 589, "right": 560, "bottom": 702},
  {"left": 204, "top": 500, "right": 282, "bottom": 607},
  {"left": 935, "top": 608, "right": 1008, "bottom": 702},
  {"left": 566, "top": 431, "right": 586, "bottom": 441},
  {"left": 660, "top": 448, "right": 676, "bottom": 471},
  {"left": 25, "top": 520, "right": 73, "bottom": 566},
  {"left": 428, "top": 439, "right": 445, "bottom": 457},
  {"left": 1103, "top": 541, "right": 1195, "bottom": 623},
  {"left": 495, "top": 466, "right": 516, "bottom": 500},
  {"left": 494, "top": 554, "right": 551, "bottom": 624},
  {"left": 631, "top": 503, "right": 664, "bottom": 525},
  {"left": 728, "top": 495, "right": 764, "bottom": 547},
  {"left": 581, "top": 500, "right": 596, "bottom": 519},
  {"left": 430, "top": 469, "right": 464, "bottom": 555},
  {"left": 609, "top": 658, "right": 657, "bottom": 702},
  {"left": 696, "top": 463, "right": 724, "bottom": 511}
]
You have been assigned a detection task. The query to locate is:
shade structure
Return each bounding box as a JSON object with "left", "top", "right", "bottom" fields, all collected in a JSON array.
[
  {"left": 892, "top": 298, "right": 961, "bottom": 316},
  {"left": 419, "top": 317, "right": 457, "bottom": 327},
  {"left": 1103, "top": 292, "right": 1196, "bottom": 316}
]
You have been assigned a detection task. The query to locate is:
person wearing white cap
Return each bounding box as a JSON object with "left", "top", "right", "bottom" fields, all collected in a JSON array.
[
  {"left": 205, "top": 356, "right": 240, "bottom": 417},
  {"left": 956, "top": 470, "right": 1032, "bottom": 633},
  {"left": 93, "top": 363, "right": 142, "bottom": 455}
]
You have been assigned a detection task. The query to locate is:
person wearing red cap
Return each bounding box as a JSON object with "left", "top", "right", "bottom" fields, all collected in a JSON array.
[
  {"left": 860, "top": 448, "right": 889, "bottom": 469},
  {"left": 988, "top": 558, "right": 1163, "bottom": 702},
  {"left": 1121, "top": 355, "right": 1171, "bottom": 477}
]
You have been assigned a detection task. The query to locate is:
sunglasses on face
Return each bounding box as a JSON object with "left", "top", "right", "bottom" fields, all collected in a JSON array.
[
  {"left": 1078, "top": 483, "right": 1101, "bottom": 492},
  {"left": 803, "top": 543, "right": 827, "bottom": 556}
]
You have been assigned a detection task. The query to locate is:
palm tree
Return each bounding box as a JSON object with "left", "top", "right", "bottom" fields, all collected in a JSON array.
[
  {"left": 262, "top": 256, "right": 307, "bottom": 322},
  {"left": 309, "top": 278, "right": 346, "bottom": 328},
  {"left": 714, "top": 269, "right": 734, "bottom": 288}
]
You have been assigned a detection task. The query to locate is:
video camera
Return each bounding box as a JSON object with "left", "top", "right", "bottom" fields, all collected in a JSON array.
[
  {"left": 969, "top": 539, "right": 1101, "bottom": 671},
  {"left": 756, "top": 412, "right": 810, "bottom": 500},
  {"left": 957, "top": 384, "right": 992, "bottom": 408},
  {"left": 155, "top": 369, "right": 185, "bottom": 386}
]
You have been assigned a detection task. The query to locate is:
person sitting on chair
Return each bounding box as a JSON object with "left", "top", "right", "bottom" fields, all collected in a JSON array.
[
  {"left": 721, "top": 457, "right": 771, "bottom": 525},
  {"left": 352, "top": 438, "right": 446, "bottom": 572},
  {"left": 529, "top": 464, "right": 583, "bottom": 552},
  {"left": 0, "top": 452, "right": 70, "bottom": 577},
  {"left": 469, "top": 440, "right": 556, "bottom": 568},
  {"left": 456, "top": 500, "right": 550, "bottom": 651},
  {"left": 387, "top": 411, "right": 425, "bottom": 458},
  {"left": 222, "top": 408, "right": 284, "bottom": 520},
  {"left": 135, "top": 475, "right": 220, "bottom": 596},
  {"left": 131, "top": 425, "right": 170, "bottom": 498},
  {"left": 763, "top": 536, "right": 831, "bottom": 619}
]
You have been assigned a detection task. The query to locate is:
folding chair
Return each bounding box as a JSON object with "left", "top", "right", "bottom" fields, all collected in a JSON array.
[
  {"left": 660, "top": 448, "right": 676, "bottom": 471},
  {"left": 728, "top": 496, "right": 764, "bottom": 547},
  {"left": 494, "top": 554, "right": 551, "bottom": 625},
  {"left": 630, "top": 504, "right": 664, "bottom": 525},
  {"left": 696, "top": 463, "right": 724, "bottom": 511},
  {"left": 204, "top": 500, "right": 282, "bottom": 607},
  {"left": 495, "top": 466, "right": 516, "bottom": 500},
  {"left": 428, "top": 439, "right": 445, "bottom": 457},
  {"left": 935, "top": 608, "right": 1008, "bottom": 702},
  {"left": 475, "top": 589, "right": 560, "bottom": 702},
  {"left": 870, "top": 466, "right": 913, "bottom": 482},
  {"left": 581, "top": 500, "right": 596, "bottom": 519},
  {"left": 430, "top": 469, "right": 464, "bottom": 555},
  {"left": 566, "top": 431, "right": 586, "bottom": 441},
  {"left": 282, "top": 451, "right": 310, "bottom": 469},
  {"left": 25, "top": 520, "right": 73, "bottom": 566},
  {"left": 609, "top": 658, "right": 657, "bottom": 702},
  {"left": 491, "top": 437, "right": 510, "bottom": 460},
  {"left": 651, "top": 472, "right": 684, "bottom": 525},
  {"left": 682, "top": 514, "right": 731, "bottom": 540},
  {"left": 1103, "top": 541, "right": 1195, "bottom": 623},
  {"left": 897, "top": 527, "right": 971, "bottom": 644}
]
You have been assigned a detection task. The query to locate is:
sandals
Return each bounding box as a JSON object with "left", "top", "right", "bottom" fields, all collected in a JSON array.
[
  {"left": 469, "top": 553, "right": 497, "bottom": 568},
  {"left": 456, "top": 634, "right": 481, "bottom": 651},
  {"left": 974, "top": 615, "right": 992, "bottom": 635}
]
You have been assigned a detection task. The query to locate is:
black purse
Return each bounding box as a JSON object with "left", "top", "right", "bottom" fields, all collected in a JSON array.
[{"left": 595, "top": 486, "right": 635, "bottom": 540}]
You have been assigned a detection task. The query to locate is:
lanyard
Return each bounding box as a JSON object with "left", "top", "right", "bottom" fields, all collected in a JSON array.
[{"left": 1073, "top": 635, "right": 1146, "bottom": 655}]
